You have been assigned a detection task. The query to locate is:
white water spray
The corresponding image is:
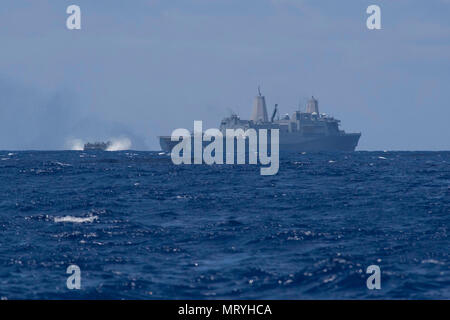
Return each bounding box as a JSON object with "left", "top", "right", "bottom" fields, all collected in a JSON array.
[
  {"left": 106, "top": 138, "right": 132, "bottom": 151},
  {"left": 66, "top": 139, "right": 84, "bottom": 151}
]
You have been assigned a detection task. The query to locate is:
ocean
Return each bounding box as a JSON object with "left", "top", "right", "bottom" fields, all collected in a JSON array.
[{"left": 0, "top": 151, "right": 448, "bottom": 299}]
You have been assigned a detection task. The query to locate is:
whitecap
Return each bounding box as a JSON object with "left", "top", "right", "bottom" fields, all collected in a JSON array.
[
  {"left": 54, "top": 161, "right": 72, "bottom": 167},
  {"left": 421, "top": 259, "right": 443, "bottom": 265},
  {"left": 54, "top": 215, "right": 98, "bottom": 223},
  {"left": 323, "top": 274, "right": 337, "bottom": 283},
  {"left": 378, "top": 156, "right": 387, "bottom": 160}
]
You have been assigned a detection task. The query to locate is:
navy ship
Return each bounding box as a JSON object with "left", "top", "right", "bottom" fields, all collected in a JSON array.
[{"left": 159, "top": 90, "right": 361, "bottom": 153}]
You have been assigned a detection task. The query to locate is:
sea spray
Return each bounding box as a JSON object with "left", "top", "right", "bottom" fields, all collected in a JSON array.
[
  {"left": 106, "top": 138, "right": 132, "bottom": 151},
  {"left": 66, "top": 139, "right": 84, "bottom": 151}
]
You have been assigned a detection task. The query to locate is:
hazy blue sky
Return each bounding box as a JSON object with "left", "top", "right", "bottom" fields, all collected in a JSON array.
[{"left": 0, "top": 0, "right": 449, "bottom": 150}]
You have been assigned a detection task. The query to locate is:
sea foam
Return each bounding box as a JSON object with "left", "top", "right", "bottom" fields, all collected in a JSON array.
[{"left": 54, "top": 215, "right": 98, "bottom": 223}]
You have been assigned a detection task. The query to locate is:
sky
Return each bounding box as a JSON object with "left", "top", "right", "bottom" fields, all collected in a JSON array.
[{"left": 0, "top": 0, "right": 449, "bottom": 150}]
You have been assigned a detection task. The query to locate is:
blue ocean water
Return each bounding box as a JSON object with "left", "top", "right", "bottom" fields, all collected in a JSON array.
[{"left": 0, "top": 151, "right": 448, "bottom": 299}]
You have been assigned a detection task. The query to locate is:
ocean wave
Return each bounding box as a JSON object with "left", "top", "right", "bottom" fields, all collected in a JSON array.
[{"left": 1, "top": 151, "right": 449, "bottom": 299}]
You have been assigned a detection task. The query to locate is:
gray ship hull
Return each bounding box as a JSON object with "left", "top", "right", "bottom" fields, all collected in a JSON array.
[{"left": 159, "top": 133, "right": 361, "bottom": 153}]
